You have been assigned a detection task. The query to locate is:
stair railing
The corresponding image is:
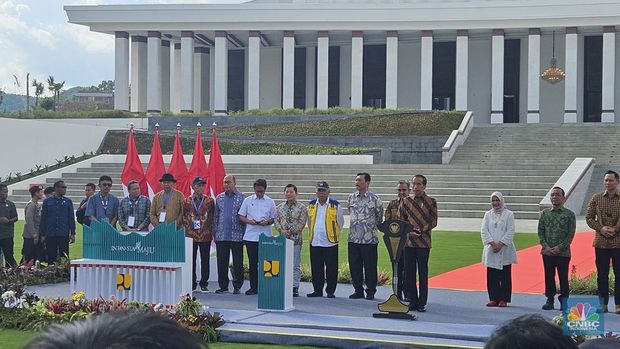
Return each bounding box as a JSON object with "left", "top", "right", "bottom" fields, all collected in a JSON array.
[
  {"left": 441, "top": 111, "right": 474, "bottom": 164},
  {"left": 539, "top": 157, "right": 595, "bottom": 215}
]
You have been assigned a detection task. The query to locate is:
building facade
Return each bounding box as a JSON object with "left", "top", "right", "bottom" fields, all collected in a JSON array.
[{"left": 65, "top": 0, "right": 620, "bottom": 124}]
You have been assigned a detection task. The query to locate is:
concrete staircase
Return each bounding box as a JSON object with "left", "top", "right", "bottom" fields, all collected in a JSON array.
[
  {"left": 10, "top": 162, "right": 560, "bottom": 220},
  {"left": 451, "top": 123, "right": 620, "bottom": 166}
]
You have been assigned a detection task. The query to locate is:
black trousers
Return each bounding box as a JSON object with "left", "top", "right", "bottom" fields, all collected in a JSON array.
[
  {"left": 310, "top": 245, "right": 339, "bottom": 295},
  {"left": 404, "top": 247, "right": 430, "bottom": 307},
  {"left": 487, "top": 265, "right": 512, "bottom": 302},
  {"left": 46, "top": 236, "right": 69, "bottom": 263},
  {"left": 193, "top": 241, "right": 211, "bottom": 288},
  {"left": 0, "top": 237, "right": 17, "bottom": 268},
  {"left": 216, "top": 241, "right": 245, "bottom": 290},
  {"left": 22, "top": 238, "right": 39, "bottom": 264},
  {"left": 348, "top": 242, "right": 378, "bottom": 295},
  {"left": 595, "top": 248, "right": 620, "bottom": 305},
  {"left": 245, "top": 241, "right": 259, "bottom": 291},
  {"left": 395, "top": 254, "right": 405, "bottom": 299},
  {"left": 542, "top": 255, "right": 570, "bottom": 300}
]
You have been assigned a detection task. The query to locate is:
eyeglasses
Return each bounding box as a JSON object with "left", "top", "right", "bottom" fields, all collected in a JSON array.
[{"left": 100, "top": 183, "right": 112, "bottom": 187}]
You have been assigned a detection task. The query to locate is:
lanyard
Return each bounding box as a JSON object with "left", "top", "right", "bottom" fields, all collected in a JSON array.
[
  {"left": 162, "top": 191, "right": 172, "bottom": 209},
  {"left": 129, "top": 197, "right": 139, "bottom": 216},
  {"left": 193, "top": 196, "right": 206, "bottom": 215},
  {"left": 100, "top": 193, "right": 109, "bottom": 211}
]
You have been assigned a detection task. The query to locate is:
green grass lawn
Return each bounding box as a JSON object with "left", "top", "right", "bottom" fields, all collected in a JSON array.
[
  {"left": 0, "top": 329, "right": 325, "bottom": 349},
  {"left": 8, "top": 222, "right": 538, "bottom": 279}
]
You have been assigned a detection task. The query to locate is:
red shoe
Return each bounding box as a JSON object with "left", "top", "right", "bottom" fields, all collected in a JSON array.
[
  {"left": 486, "top": 301, "right": 498, "bottom": 307},
  {"left": 498, "top": 301, "right": 508, "bottom": 307}
]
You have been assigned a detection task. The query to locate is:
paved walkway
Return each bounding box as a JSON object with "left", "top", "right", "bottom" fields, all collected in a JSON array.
[{"left": 29, "top": 278, "right": 620, "bottom": 349}]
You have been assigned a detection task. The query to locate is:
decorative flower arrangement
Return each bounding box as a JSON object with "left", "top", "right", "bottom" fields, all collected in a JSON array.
[
  {"left": 170, "top": 294, "right": 225, "bottom": 343},
  {"left": 0, "top": 258, "right": 70, "bottom": 286}
]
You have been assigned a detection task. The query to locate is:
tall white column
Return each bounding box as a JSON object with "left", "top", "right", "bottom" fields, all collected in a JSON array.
[
  {"left": 385, "top": 31, "right": 398, "bottom": 109},
  {"left": 180, "top": 31, "right": 194, "bottom": 113},
  {"left": 527, "top": 28, "right": 541, "bottom": 123},
  {"left": 282, "top": 31, "right": 295, "bottom": 109},
  {"left": 420, "top": 30, "right": 433, "bottom": 111},
  {"left": 305, "top": 46, "right": 316, "bottom": 109},
  {"left": 317, "top": 31, "right": 329, "bottom": 110},
  {"left": 161, "top": 40, "right": 171, "bottom": 112},
  {"left": 193, "top": 47, "right": 210, "bottom": 113},
  {"left": 147, "top": 31, "right": 162, "bottom": 113},
  {"left": 455, "top": 30, "right": 468, "bottom": 111},
  {"left": 602, "top": 26, "right": 616, "bottom": 122},
  {"left": 214, "top": 31, "right": 228, "bottom": 115},
  {"left": 171, "top": 43, "right": 181, "bottom": 113},
  {"left": 247, "top": 31, "right": 261, "bottom": 110},
  {"left": 130, "top": 35, "right": 147, "bottom": 113},
  {"left": 564, "top": 27, "right": 578, "bottom": 123},
  {"left": 114, "top": 31, "right": 129, "bottom": 111},
  {"left": 491, "top": 29, "right": 505, "bottom": 124},
  {"left": 350, "top": 31, "right": 363, "bottom": 109}
]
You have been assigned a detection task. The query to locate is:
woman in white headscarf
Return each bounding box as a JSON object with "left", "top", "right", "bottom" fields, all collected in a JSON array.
[{"left": 481, "top": 191, "right": 517, "bottom": 307}]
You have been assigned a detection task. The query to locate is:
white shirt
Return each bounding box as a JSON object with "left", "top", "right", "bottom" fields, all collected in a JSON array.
[
  {"left": 239, "top": 194, "right": 276, "bottom": 242},
  {"left": 311, "top": 197, "right": 344, "bottom": 248},
  {"left": 481, "top": 209, "right": 518, "bottom": 270}
]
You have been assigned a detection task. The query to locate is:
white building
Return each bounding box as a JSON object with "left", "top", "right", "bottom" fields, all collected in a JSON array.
[{"left": 65, "top": 0, "right": 620, "bottom": 124}]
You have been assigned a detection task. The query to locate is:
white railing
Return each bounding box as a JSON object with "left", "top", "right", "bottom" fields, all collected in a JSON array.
[
  {"left": 442, "top": 111, "right": 474, "bottom": 164},
  {"left": 539, "top": 158, "right": 596, "bottom": 214}
]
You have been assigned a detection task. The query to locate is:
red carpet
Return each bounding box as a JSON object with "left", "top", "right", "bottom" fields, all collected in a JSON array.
[{"left": 428, "top": 232, "right": 596, "bottom": 294}]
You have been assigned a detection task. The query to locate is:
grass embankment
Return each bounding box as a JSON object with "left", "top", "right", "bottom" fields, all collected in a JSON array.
[{"left": 217, "top": 111, "right": 464, "bottom": 137}]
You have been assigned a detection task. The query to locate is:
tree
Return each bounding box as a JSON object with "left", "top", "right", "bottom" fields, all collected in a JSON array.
[
  {"left": 39, "top": 97, "right": 54, "bottom": 110},
  {"left": 97, "top": 80, "right": 114, "bottom": 92},
  {"left": 47, "top": 76, "right": 56, "bottom": 111},
  {"left": 32, "top": 79, "right": 44, "bottom": 106},
  {"left": 54, "top": 81, "right": 65, "bottom": 105}
]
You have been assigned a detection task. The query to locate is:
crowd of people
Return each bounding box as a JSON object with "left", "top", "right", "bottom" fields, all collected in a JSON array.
[{"left": 0, "top": 169, "right": 619, "bottom": 315}]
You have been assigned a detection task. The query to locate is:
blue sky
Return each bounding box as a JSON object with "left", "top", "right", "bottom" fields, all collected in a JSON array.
[{"left": 0, "top": 0, "right": 246, "bottom": 95}]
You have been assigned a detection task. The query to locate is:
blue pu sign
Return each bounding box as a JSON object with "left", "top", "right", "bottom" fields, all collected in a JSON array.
[{"left": 83, "top": 221, "right": 186, "bottom": 263}]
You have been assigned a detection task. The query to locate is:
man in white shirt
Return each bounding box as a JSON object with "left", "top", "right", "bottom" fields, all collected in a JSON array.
[
  {"left": 238, "top": 178, "right": 276, "bottom": 295},
  {"left": 306, "top": 181, "right": 344, "bottom": 298}
]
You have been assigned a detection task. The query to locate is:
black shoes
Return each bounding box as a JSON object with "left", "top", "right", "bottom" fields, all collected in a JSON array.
[
  {"left": 245, "top": 289, "right": 257, "bottom": 295},
  {"left": 366, "top": 294, "right": 375, "bottom": 300},
  {"left": 417, "top": 305, "right": 426, "bottom": 312},
  {"left": 349, "top": 292, "right": 364, "bottom": 299},
  {"left": 307, "top": 292, "right": 323, "bottom": 298},
  {"left": 542, "top": 300, "right": 554, "bottom": 310},
  {"left": 233, "top": 288, "right": 241, "bottom": 294},
  {"left": 215, "top": 288, "right": 228, "bottom": 294},
  {"left": 327, "top": 293, "right": 335, "bottom": 298}
]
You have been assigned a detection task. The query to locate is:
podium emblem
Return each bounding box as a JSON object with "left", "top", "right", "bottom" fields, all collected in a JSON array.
[
  {"left": 116, "top": 273, "right": 132, "bottom": 291},
  {"left": 263, "top": 260, "right": 280, "bottom": 278}
]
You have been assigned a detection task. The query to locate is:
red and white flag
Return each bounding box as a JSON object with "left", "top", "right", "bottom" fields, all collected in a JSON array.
[
  {"left": 208, "top": 123, "right": 226, "bottom": 197},
  {"left": 120, "top": 125, "right": 148, "bottom": 197},
  {"left": 169, "top": 123, "right": 190, "bottom": 196},
  {"left": 188, "top": 123, "right": 209, "bottom": 192},
  {"left": 145, "top": 123, "right": 166, "bottom": 198}
]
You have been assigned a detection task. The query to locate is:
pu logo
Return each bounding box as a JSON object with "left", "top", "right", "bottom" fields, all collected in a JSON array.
[
  {"left": 116, "top": 273, "right": 132, "bottom": 291},
  {"left": 263, "top": 260, "right": 280, "bottom": 278}
]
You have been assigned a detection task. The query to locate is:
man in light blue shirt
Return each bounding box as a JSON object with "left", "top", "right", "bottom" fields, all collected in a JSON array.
[
  {"left": 239, "top": 178, "right": 276, "bottom": 295},
  {"left": 85, "top": 175, "right": 120, "bottom": 227}
]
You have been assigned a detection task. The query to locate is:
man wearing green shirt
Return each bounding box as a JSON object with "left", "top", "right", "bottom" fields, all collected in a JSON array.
[{"left": 538, "top": 186, "right": 576, "bottom": 311}]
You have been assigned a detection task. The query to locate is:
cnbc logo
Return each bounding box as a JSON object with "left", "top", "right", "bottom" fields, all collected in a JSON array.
[{"left": 563, "top": 299, "right": 604, "bottom": 336}]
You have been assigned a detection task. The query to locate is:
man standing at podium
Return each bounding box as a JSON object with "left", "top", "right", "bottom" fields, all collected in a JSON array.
[
  {"left": 384, "top": 180, "right": 411, "bottom": 300},
  {"left": 274, "top": 184, "right": 308, "bottom": 297},
  {"left": 239, "top": 179, "right": 276, "bottom": 295},
  {"left": 150, "top": 173, "right": 185, "bottom": 229},
  {"left": 307, "top": 181, "right": 343, "bottom": 298},
  {"left": 85, "top": 175, "right": 120, "bottom": 227}
]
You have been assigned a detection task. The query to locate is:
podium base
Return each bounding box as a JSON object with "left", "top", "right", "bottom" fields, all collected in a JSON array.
[{"left": 372, "top": 312, "right": 417, "bottom": 320}]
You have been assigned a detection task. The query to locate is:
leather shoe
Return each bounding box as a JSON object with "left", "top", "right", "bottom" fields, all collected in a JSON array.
[
  {"left": 498, "top": 301, "right": 507, "bottom": 308},
  {"left": 327, "top": 293, "right": 335, "bottom": 298},
  {"left": 307, "top": 292, "right": 323, "bottom": 298},
  {"left": 366, "top": 294, "right": 375, "bottom": 300},
  {"left": 486, "top": 301, "right": 498, "bottom": 307},
  {"left": 542, "top": 301, "right": 554, "bottom": 311},
  {"left": 349, "top": 292, "right": 364, "bottom": 299},
  {"left": 245, "top": 289, "right": 257, "bottom": 295},
  {"left": 215, "top": 288, "right": 228, "bottom": 294},
  {"left": 416, "top": 305, "right": 426, "bottom": 312},
  {"left": 233, "top": 288, "right": 240, "bottom": 294}
]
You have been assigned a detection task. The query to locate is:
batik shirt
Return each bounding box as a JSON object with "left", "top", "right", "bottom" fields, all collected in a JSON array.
[
  {"left": 347, "top": 191, "right": 383, "bottom": 244},
  {"left": 274, "top": 200, "right": 308, "bottom": 246}
]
